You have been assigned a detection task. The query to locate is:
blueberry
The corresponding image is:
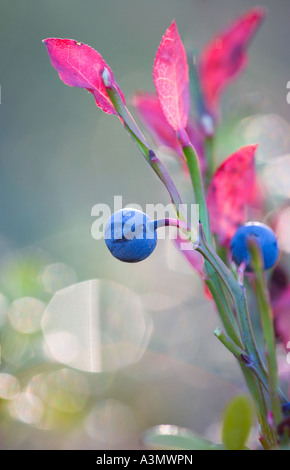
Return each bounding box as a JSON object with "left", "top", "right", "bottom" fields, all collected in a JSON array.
[
  {"left": 104, "top": 209, "right": 157, "bottom": 262},
  {"left": 230, "top": 222, "right": 279, "bottom": 271}
]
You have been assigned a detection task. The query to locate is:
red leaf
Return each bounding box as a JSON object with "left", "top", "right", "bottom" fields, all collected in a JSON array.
[
  {"left": 132, "top": 92, "right": 182, "bottom": 155},
  {"left": 43, "top": 38, "right": 125, "bottom": 115},
  {"left": 153, "top": 20, "right": 190, "bottom": 131},
  {"left": 199, "top": 8, "right": 265, "bottom": 113},
  {"left": 207, "top": 145, "right": 257, "bottom": 245},
  {"left": 132, "top": 91, "right": 206, "bottom": 171},
  {"left": 204, "top": 284, "right": 213, "bottom": 301}
]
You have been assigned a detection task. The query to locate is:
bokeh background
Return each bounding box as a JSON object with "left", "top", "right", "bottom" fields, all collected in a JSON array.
[{"left": 0, "top": 0, "right": 289, "bottom": 449}]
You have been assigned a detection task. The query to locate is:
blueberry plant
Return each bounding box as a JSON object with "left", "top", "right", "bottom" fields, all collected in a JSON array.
[{"left": 44, "top": 7, "right": 290, "bottom": 449}]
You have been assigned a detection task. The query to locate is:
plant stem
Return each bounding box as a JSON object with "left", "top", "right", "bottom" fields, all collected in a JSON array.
[
  {"left": 155, "top": 217, "right": 244, "bottom": 351},
  {"left": 259, "top": 436, "right": 272, "bottom": 450},
  {"left": 103, "top": 74, "right": 183, "bottom": 218},
  {"left": 213, "top": 328, "right": 277, "bottom": 446},
  {"left": 181, "top": 141, "right": 211, "bottom": 243},
  {"left": 199, "top": 224, "right": 287, "bottom": 436},
  {"left": 174, "top": 139, "right": 273, "bottom": 437},
  {"left": 214, "top": 328, "right": 270, "bottom": 396},
  {"left": 241, "top": 365, "right": 277, "bottom": 448},
  {"left": 196, "top": 223, "right": 269, "bottom": 387},
  {"left": 207, "top": 277, "right": 242, "bottom": 347},
  {"left": 248, "top": 238, "right": 283, "bottom": 427},
  {"left": 214, "top": 327, "right": 245, "bottom": 358},
  {"left": 153, "top": 218, "right": 191, "bottom": 233}
]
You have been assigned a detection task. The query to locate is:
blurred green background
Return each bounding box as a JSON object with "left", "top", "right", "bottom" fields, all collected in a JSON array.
[{"left": 0, "top": 0, "right": 289, "bottom": 450}]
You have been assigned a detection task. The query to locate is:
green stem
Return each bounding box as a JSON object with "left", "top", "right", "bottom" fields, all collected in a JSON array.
[
  {"left": 214, "top": 327, "right": 245, "bottom": 358},
  {"left": 196, "top": 224, "right": 269, "bottom": 387},
  {"left": 241, "top": 365, "right": 277, "bottom": 448},
  {"left": 172, "top": 143, "right": 275, "bottom": 440},
  {"left": 259, "top": 436, "right": 272, "bottom": 450},
  {"left": 248, "top": 239, "right": 283, "bottom": 427},
  {"left": 176, "top": 141, "right": 243, "bottom": 351},
  {"left": 206, "top": 276, "right": 242, "bottom": 347},
  {"left": 213, "top": 328, "right": 276, "bottom": 446},
  {"left": 197, "top": 226, "right": 286, "bottom": 444},
  {"left": 181, "top": 143, "right": 211, "bottom": 244},
  {"left": 176, "top": 133, "right": 242, "bottom": 353},
  {"left": 214, "top": 328, "right": 270, "bottom": 396}
]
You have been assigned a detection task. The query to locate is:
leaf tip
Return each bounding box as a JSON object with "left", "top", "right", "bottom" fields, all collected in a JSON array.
[
  {"left": 251, "top": 6, "right": 267, "bottom": 21},
  {"left": 42, "top": 37, "right": 54, "bottom": 45},
  {"left": 167, "top": 19, "right": 181, "bottom": 40},
  {"left": 42, "top": 38, "right": 60, "bottom": 52},
  {"left": 169, "top": 18, "right": 177, "bottom": 29},
  {"left": 247, "top": 143, "right": 259, "bottom": 156}
]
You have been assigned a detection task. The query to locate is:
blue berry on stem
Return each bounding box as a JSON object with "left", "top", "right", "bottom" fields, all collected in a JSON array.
[
  {"left": 105, "top": 209, "right": 157, "bottom": 263},
  {"left": 230, "top": 222, "right": 279, "bottom": 271}
]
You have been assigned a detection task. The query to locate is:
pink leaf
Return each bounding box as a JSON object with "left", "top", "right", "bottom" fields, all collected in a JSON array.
[
  {"left": 207, "top": 145, "right": 257, "bottom": 245},
  {"left": 153, "top": 20, "right": 190, "bottom": 131},
  {"left": 199, "top": 8, "right": 265, "bottom": 114},
  {"left": 132, "top": 92, "right": 182, "bottom": 155},
  {"left": 43, "top": 38, "right": 125, "bottom": 115},
  {"left": 132, "top": 91, "right": 206, "bottom": 172}
]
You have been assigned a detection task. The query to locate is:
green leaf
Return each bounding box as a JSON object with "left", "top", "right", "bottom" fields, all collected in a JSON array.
[
  {"left": 222, "top": 395, "right": 254, "bottom": 450},
  {"left": 142, "top": 425, "right": 218, "bottom": 450}
]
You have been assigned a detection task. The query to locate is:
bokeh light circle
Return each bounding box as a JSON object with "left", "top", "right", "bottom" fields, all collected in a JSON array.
[
  {"left": 0, "top": 373, "right": 20, "bottom": 400},
  {"left": 8, "top": 297, "right": 46, "bottom": 334},
  {"left": 42, "top": 279, "right": 152, "bottom": 373},
  {"left": 40, "top": 263, "right": 77, "bottom": 294}
]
